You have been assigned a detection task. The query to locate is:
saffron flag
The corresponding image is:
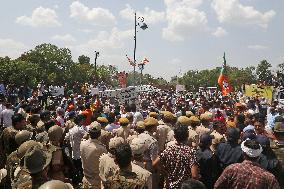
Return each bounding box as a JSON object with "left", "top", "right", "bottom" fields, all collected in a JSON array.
[{"left": 218, "top": 53, "right": 233, "bottom": 96}]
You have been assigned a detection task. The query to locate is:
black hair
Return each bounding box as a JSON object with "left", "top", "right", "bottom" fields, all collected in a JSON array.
[
  {"left": 236, "top": 114, "right": 245, "bottom": 124},
  {"left": 44, "top": 120, "right": 56, "bottom": 131},
  {"left": 115, "top": 144, "right": 132, "bottom": 168},
  {"left": 212, "top": 120, "right": 222, "bottom": 129},
  {"left": 91, "top": 112, "right": 101, "bottom": 122},
  {"left": 254, "top": 113, "right": 265, "bottom": 124},
  {"left": 31, "top": 106, "right": 41, "bottom": 114},
  {"left": 89, "top": 130, "right": 101, "bottom": 139},
  {"left": 5, "top": 102, "right": 12, "bottom": 108},
  {"left": 12, "top": 113, "right": 25, "bottom": 126},
  {"left": 130, "top": 103, "right": 136, "bottom": 112},
  {"left": 74, "top": 114, "right": 86, "bottom": 125},
  {"left": 108, "top": 112, "right": 115, "bottom": 123},
  {"left": 174, "top": 124, "right": 189, "bottom": 143},
  {"left": 181, "top": 179, "right": 206, "bottom": 189},
  {"left": 200, "top": 119, "right": 210, "bottom": 125},
  {"left": 124, "top": 104, "right": 131, "bottom": 113},
  {"left": 20, "top": 103, "right": 28, "bottom": 109},
  {"left": 85, "top": 103, "right": 90, "bottom": 109},
  {"left": 40, "top": 111, "right": 50, "bottom": 121},
  {"left": 24, "top": 105, "right": 32, "bottom": 113},
  {"left": 244, "top": 139, "right": 260, "bottom": 150},
  {"left": 28, "top": 114, "right": 40, "bottom": 126}
]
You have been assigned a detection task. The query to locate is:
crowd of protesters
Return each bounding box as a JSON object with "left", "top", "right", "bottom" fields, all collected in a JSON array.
[{"left": 0, "top": 81, "right": 283, "bottom": 189}]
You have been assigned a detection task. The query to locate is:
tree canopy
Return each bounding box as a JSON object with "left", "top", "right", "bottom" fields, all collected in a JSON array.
[{"left": 0, "top": 43, "right": 282, "bottom": 90}]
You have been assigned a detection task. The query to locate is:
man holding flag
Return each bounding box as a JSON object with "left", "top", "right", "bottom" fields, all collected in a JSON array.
[{"left": 218, "top": 53, "right": 233, "bottom": 96}]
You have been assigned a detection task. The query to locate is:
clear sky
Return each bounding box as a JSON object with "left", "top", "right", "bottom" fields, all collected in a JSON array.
[{"left": 0, "top": 0, "right": 283, "bottom": 80}]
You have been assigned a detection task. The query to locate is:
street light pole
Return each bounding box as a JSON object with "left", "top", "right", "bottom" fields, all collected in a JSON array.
[
  {"left": 94, "top": 51, "right": 99, "bottom": 73},
  {"left": 138, "top": 63, "right": 144, "bottom": 85},
  {"left": 94, "top": 51, "right": 99, "bottom": 83},
  {"left": 133, "top": 12, "right": 137, "bottom": 86},
  {"left": 132, "top": 12, "right": 148, "bottom": 86}
]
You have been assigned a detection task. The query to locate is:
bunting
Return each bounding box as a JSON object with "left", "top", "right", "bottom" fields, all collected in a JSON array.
[{"left": 126, "top": 55, "right": 135, "bottom": 66}]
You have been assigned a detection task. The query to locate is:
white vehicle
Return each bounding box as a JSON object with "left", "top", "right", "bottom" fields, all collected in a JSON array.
[{"left": 274, "top": 86, "right": 284, "bottom": 106}]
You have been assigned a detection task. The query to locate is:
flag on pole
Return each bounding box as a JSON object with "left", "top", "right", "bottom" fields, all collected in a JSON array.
[
  {"left": 218, "top": 52, "right": 233, "bottom": 96},
  {"left": 142, "top": 57, "right": 149, "bottom": 64},
  {"left": 126, "top": 55, "right": 135, "bottom": 66}
]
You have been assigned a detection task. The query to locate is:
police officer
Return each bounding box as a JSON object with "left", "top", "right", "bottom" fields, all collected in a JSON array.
[
  {"left": 0, "top": 113, "right": 26, "bottom": 165},
  {"left": 47, "top": 125, "right": 65, "bottom": 181},
  {"left": 130, "top": 137, "right": 147, "bottom": 168},
  {"left": 196, "top": 113, "right": 211, "bottom": 137},
  {"left": 15, "top": 130, "right": 33, "bottom": 146},
  {"left": 103, "top": 144, "right": 146, "bottom": 189},
  {"left": 97, "top": 117, "right": 112, "bottom": 149},
  {"left": 113, "top": 117, "right": 135, "bottom": 142},
  {"left": 210, "top": 120, "right": 226, "bottom": 152},
  {"left": 167, "top": 116, "right": 191, "bottom": 147},
  {"left": 138, "top": 117, "right": 159, "bottom": 188},
  {"left": 272, "top": 122, "right": 284, "bottom": 188},
  {"left": 16, "top": 145, "right": 51, "bottom": 188},
  {"left": 39, "top": 180, "right": 74, "bottom": 189},
  {"left": 188, "top": 116, "right": 201, "bottom": 147},
  {"left": 80, "top": 121, "right": 107, "bottom": 189},
  {"left": 156, "top": 111, "right": 173, "bottom": 153},
  {"left": 11, "top": 140, "right": 42, "bottom": 188},
  {"left": 99, "top": 137, "right": 124, "bottom": 183}
]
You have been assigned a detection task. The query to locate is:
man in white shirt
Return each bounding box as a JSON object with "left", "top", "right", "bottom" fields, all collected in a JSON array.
[
  {"left": 0, "top": 99, "right": 5, "bottom": 115},
  {"left": 37, "top": 81, "right": 45, "bottom": 106},
  {"left": 0, "top": 103, "right": 14, "bottom": 127},
  {"left": 0, "top": 81, "right": 5, "bottom": 96},
  {"left": 55, "top": 107, "right": 65, "bottom": 127},
  {"left": 64, "top": 114, "right": 87, "bottom": 185}
]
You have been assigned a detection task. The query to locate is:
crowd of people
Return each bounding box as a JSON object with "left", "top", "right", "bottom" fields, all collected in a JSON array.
[{"left": 0, "top": 82, "right": 283, "bottom": 189}]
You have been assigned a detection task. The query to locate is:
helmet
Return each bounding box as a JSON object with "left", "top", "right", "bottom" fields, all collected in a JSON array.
[
  {"left": 17, "top": 140, "right": 42, "bottom": 159},
  {"left": 15, "top": 130, "right": 33, "bottom": 145},
  {"left": 48, "top": 125, "right": 63, "bottom": 142},
  {"left": 24, "top": 146, "right": 52, "bottom": 174},
  {"left": 39, "top": 180, "right": 73, "bottom": 189}
]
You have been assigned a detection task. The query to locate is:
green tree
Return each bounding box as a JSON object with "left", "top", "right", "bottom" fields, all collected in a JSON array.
[
  {"left": 278, "top": 63, "right": 284, "bottom": 73},
  {"left": 78, "top": 55, "right": 91, "bottom": 64},
  {"left": 19, "top": 43, "right": 74, "bottom": 85},
  {"left": 0, "top": 58, "right": 40, "bottom": 86},
  {"left": 256, "top": 60, "right": 272, "bottom": 84}
]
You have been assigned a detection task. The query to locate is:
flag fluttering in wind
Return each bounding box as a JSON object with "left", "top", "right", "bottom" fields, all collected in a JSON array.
[
  {"left": 126, "top": 55, "right": 135, "bottom": 66},
  {"left": 141, "top": 57, "right": 149, "bottom": 64},
  {"left": 218, "top": 52, "right": 233, "bottom": 96}
]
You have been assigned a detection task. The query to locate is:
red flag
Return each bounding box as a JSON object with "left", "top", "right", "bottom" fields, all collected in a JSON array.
[
  {"left": 142, "top": 57, "right": 149, "bottom": 64},
  {"left": 218, "top": 53, "right": 233, "bottom": 96}
]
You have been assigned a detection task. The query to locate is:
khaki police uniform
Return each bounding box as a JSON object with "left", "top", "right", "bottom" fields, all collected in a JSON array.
[
  {"left": 113, "top": 126, "right": 136, "bottom": 142},
  {"left": 156, "top": 123, "right": 172, "bottom": 153},
  {"left": 99, "top": 153, "right": 119, "bottom": 183},
  {"left": 210, "top": 130, "right": 225, "bottom": 152},
  {"left": 81, "top": 138, "right": 107, "bottom": 189},
  {"left": 195, "top": 124, "right": 211, "bottom": 137}
]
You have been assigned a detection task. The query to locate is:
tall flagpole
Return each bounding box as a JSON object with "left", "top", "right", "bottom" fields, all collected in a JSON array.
[
  {"left": 133, "top": 12, "right": 137, "bottom": 86},
  {"left": 223, "top": 52, "right": 226, "bottom": 67}
]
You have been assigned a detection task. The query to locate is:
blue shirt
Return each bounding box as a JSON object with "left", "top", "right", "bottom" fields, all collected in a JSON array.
[{"left": 267, "top": 112, "right": 279, "bottom": 129}]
